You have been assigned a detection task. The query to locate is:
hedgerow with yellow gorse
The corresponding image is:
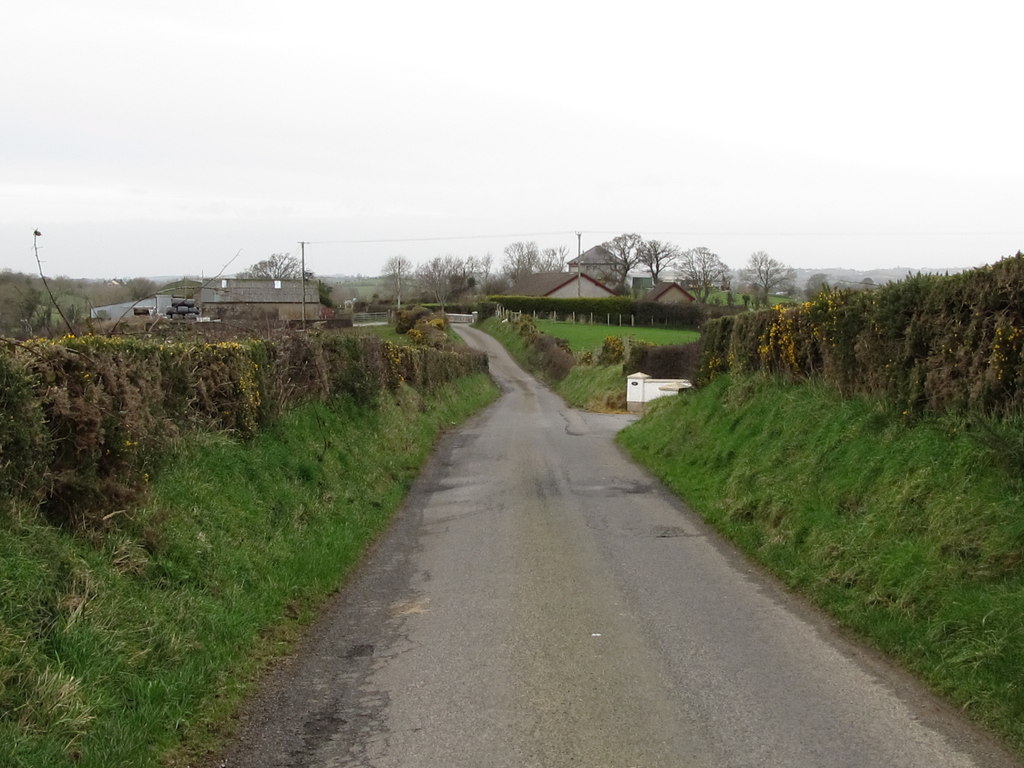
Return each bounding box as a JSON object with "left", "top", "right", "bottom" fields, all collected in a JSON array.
[
  {"left": 0, "top": 331, "right": 486, "bottom": 528},
  {"left": 700, "top": 252, "right": 1024, "bottom": 418}
]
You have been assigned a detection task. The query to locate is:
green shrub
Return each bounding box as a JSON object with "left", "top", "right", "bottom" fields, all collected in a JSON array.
[
  {"left": 598, "top": 336, "right": 625, "bottom": 365},
  {"left": 474, "top": 301, "right": 498, "bottom": 320},
  {"left": 395, "top": 306, "right": 433, "bottom": 334},
  {"left": 622, "top": 339, "right": 653, "bottom": 373},
  {"left": 626, "top": 340, "right": 703, "bottom": 380}
]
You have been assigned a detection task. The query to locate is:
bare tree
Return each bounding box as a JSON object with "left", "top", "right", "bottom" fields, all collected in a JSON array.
[
  {"left": 677, "top": 247, "right": 730, "bottom": 303},
  {"left": 381, "top": 255, "right": 413, "bottom": 308},
  {"left": 601, "top": 233, "right": 644, "bottom": 292},
  {"left": 478, "top": 252, "right": 512, "bottom": 294},
  {"left": 739, "top": 251, "right": 796, "bottom": 305},
  {"left": 539, "top": 246, "right": 569, "bottom": 273},
  {"left": 237, "top": 253, "right": 302, "bottom": 280},
  {"left": 637, "top": 239, "right": 681, "bottom": 284},
  {"left": 501, "top": 241, "right": 541, "bottom": 285},
  {"left": 475, "top": 253, "right": 499, "bottom": 292},
  {"left": 415, "top": 255, "right": 462, "bottom": 308}
]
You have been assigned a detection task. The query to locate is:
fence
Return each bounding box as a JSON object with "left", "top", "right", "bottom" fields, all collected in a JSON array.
[
  {"left": 352, "top": 311, "right": 391, "bottom": 325},
  {"left": 497, "top": 306, "right": 647, "bottom": 327}
]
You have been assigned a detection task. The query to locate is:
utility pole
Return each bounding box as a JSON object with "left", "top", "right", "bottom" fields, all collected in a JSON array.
[
  {"left": 299, "top": 240, "right": 308, "bottom": 330},
  {"left": 575, "top": 231, "right": 582, "bottom": 297}
]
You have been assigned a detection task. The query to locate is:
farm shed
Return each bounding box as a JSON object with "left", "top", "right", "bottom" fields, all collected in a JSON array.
[{"left": 199, "top": 279, "right": 322, "bottom": 322}]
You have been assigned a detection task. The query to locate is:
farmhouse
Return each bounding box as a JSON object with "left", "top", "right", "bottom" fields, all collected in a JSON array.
[
  {"left": 508, "top": 272, "right": 616, "bottom": 299},
  {"left": 566, "top": 245, "right": 617, "bottom": 280},
  {"left": 644, "top": 282, "right": 697, "bottom": 304}
]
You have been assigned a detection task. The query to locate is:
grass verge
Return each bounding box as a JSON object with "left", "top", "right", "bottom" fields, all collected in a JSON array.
[
  {"left": 0, "top": 374, "right": 498, "bottom": 768},
  {"left": 617, "top": 374, "right": 1024, "bottom": 755}
]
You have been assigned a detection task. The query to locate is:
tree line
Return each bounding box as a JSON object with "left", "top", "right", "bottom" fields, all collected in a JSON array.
[
  {"left": 237, "top": 245, "right": 805, "bottom": 310},
  {"left": 0, "top": 270, "right": 160, "bottom": 339},
  {"left": 376, "top": 234, "right": 802, "bottom": 308},
  {"left": 0, "top": 236, "right": 809, "bottom": 338}
]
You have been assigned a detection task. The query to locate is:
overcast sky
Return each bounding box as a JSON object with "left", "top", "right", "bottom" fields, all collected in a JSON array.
[{"left": 3, "top": 0, "right": 1022, "bottom": 280}]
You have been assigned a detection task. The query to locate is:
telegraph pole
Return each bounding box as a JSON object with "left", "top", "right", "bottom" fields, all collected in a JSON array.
[{"left": 575, "top": 231, "right": 582, "bottom": 297}]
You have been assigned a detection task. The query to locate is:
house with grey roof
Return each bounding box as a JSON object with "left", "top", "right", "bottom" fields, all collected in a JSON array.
[
  {"left": 566, "top": 245, "right": 617, "bottom": 281},
  {"left": 508, "top": 272, "right": 616, "bottom": 298}
]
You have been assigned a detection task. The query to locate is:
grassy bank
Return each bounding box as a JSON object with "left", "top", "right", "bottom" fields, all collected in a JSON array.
[
  {"left": 555, "top": 365, "right": 629, "bottom": 411},
  {"left": 0, "top": 374, "right": 498, "bottom": 768},
  {"left": 618, "top": 375, "right": 1024, "bottom": 753}
]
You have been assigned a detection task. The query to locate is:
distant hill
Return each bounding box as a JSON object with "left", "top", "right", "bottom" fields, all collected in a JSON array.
[{"left": 791, "top": 266, "right": 966, "bottom": 292}]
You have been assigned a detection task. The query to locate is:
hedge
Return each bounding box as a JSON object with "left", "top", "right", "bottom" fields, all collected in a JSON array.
[
  {"left": 624, "top": 340, "right": 704, "bottom": 380},
  {"left": 0, "top": 332, "right": 486, "bottom": 527},
  {"left": 490, "top": 296, "right": 742, "bottom": 329},
  {"left": 699, "top": 253, "right": 1024, "bottom": 418}
]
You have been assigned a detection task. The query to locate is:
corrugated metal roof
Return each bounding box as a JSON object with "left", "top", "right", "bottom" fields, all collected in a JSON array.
[{"left": 200, "top": 279, "right": 319, "bottom": 304}]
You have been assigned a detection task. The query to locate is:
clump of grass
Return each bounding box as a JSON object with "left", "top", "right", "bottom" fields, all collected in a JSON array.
[{"left": 618, "top": 374, "right": 1024, "bottom": 754}]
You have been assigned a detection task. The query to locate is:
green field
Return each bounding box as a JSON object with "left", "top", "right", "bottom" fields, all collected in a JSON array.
[
  {"left": 533, "top": 320, "right": 699, "bottom": 353},
  {"left": 705, "top": 290, "right": 796, "bottom": 307}
]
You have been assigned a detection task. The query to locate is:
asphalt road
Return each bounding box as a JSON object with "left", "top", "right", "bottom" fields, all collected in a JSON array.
[{"left": 213, "top": 324, "right": 1020, "bottom": 768}]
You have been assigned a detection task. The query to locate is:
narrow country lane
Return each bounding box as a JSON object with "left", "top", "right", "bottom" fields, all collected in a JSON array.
[{"left": 214, "top": 324, "right": 1020, "bottom": 768}]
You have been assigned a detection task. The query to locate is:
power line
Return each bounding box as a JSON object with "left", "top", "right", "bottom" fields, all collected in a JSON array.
[
  {"left": 606, "top": 228, "right": 1024, "bottom": 237},
  {"left": 305, "top": 231, "right": 575, "bottom": 246},
  {"left": 304, "top": 229, "right": 1021, "bottom": 246}
]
